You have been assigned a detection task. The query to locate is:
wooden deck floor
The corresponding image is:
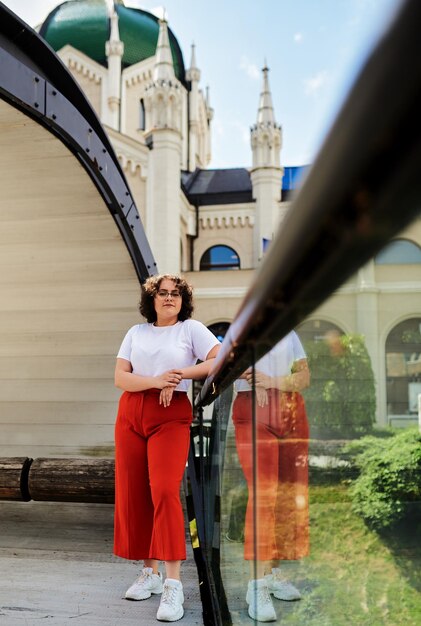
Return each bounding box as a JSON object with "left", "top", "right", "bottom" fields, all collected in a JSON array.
[{"left": 0, "top": 501, "right": 203, "bottom": 625}]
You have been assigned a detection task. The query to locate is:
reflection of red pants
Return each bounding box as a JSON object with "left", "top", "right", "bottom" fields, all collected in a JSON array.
[
  {"left": 114, "top": 389, "right": 193, "bottom": 561},
  {"left": 232, "top": 390, "right": 309, "bottom": 561}
]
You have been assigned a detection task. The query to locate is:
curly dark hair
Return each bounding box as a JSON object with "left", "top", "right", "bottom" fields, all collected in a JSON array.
[{"left": 139, "top": 274, "right": 194, "bottom": 323}]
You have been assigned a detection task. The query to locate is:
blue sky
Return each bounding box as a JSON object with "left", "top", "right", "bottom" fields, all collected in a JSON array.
[{"left": 3, "top": 0, "right": 400, "bottom": 168}]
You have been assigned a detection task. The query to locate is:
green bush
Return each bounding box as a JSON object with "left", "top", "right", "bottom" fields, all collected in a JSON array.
[
  {"left": 343, "top": 428, "right": 421, "bottom": 530},
  {"left": 303, "top": 334, "right": 376, "bottom": 438}
]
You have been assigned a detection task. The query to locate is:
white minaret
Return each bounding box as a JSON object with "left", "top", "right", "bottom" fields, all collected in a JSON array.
[
  {"left": 186, "top": 43, "right": 201, "bottom": 171},
  {"left": 105, "top": 2, "right": 124, "bottom": 130},
  {"left": 205, "top": 85, "right": 214, "bottom": 166},
  {"left": 250, "top": 64, "right": 283, "bottom": 265},
  {"left": 144, "top": 19, "right": 182, "bottom": 273}
]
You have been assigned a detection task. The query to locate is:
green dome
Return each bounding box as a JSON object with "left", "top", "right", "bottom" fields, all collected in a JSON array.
[{"left": 40, "top": 0, "right": 185, "bottom": 82}]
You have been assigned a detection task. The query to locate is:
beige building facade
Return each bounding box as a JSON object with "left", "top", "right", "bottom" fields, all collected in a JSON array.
[{"left": 0, "top": 0, "right": 419, "bottom": 458}]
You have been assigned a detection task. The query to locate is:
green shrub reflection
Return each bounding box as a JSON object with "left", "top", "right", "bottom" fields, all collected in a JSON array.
[
  {"left": 304, "top": 334, "right": 376, "bottom": 438},
  {"left": 343, "top": 427, "right": 421, "bottom": 529}
]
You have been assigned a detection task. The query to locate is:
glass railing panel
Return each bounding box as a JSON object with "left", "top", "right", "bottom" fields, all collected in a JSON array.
[{"left": 192, "top": 237, "right": 420, "bottom": 625}]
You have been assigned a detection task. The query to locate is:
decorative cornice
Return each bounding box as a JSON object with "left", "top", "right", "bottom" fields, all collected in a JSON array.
[
  {"left": 376, "top": 281, "right": 421, "bottom": 293},
  {"left": 194, "top": 287, "right": 248, "bottom": 298},
  {"left": 106, "top": 40, "right": 124, "bottom": 57},
  {"left": 116, "top": 149, "right": 147, "bottom": 176},
  {"left": 125, "top": 68, "right": 153, "bottom": 87},
  {"left": 200, "top": 213, "right": 254, "bottom": 229},
  {"left": 335, "top": 281, "right": 421, "bottom": 295},
  {"left": 59, "top": 47, "right": 105, "bottom": 83},
  {"left": 117, "top": 155, "right": 142, "bottom": 175}
]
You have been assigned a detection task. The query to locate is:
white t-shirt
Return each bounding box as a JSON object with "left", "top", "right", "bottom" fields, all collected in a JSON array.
[
  {"left": 117, "top": 319, "right": 220, "bottom": 392},
  {"left": 235, "top": 331, "right": 306, "bottom": 392}
]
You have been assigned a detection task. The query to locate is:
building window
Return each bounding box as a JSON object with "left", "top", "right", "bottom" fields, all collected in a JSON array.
[
  {"left": 386, "top": 318, "right": 421, "bottom": 415},
  {"left": 200, "top": 245, "right": 240, "bottom": 271},
  {"left": 139, "top": 98, "right": 146, "bottom": 130},
  {"left": 375, "top": 239, "right": 421, "bottom": 264},
  {"left": 208, "top": 322, "right": 230, "bottom": 343}
]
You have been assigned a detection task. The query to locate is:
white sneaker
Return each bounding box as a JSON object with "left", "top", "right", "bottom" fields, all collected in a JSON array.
[
  {"left": 246, "top": 579, "right": 277, "bottom": 622},
  {"left": 125, "top": 567, "right": 163, "bottom": 600},
  {"left": 265, "top": 568, "right": 302, "bottom": 601},
  {"left": 156, "top": 579, "right": 184, "bottom": 622}
]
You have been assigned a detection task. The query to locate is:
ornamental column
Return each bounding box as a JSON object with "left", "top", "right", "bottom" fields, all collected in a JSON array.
[
  {"left": 144, "top": 19, "right": 182, "bottom": 273},
  {"left": 250, "top": 65, "right": 283, "bottom": 265},
  {"left": 186, "top": 44, "right": 200, "bottom": 172},
  {"left": 105, "top": 3, "right": 124, "bottom": 130}
]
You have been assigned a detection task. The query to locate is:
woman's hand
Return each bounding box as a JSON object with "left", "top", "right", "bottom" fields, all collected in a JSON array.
[
  {"left": 245, "top": 370, "right": 272, "bottom": 389},
  {"left": 256, "top": 386, "right": 268, "bottom": 407},
  {"left": 154, "top": 369, "right": 182, "bottom": 389},
  {"left": 159, "top": 386, "right": 174, "bottom": 407}
]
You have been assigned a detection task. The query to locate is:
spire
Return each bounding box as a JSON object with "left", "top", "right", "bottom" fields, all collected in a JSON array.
[
  {"left": 105, "top": 1, "right": 123, "bottom": 130},
  {"left": 186, "top": 42, "right": 200, "bottom": 83},
  {"left": 257, "top": 64, "right": 276, "bottom": 125},
  {"left": 109, "top": 2, "right": 119, "bottom": 39},
  {"left": 190, "top": 42, "right": 197, "bottom": 69},
  {"left": 206, "top": 85, "right": 214, "bottom": 122},
  {"left": 250, "top": 62, "right": 283, "bottom": 264},
  {"left": 105, "top": 2, "right": 124, "bottom": 58},
  {"left": 153, "top": 19, "right": 175, "bottom": 82}
]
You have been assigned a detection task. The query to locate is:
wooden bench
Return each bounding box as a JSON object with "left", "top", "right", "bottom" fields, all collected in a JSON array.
[{"left": 0, "top": 457, "right": 114, "bottom": 503}]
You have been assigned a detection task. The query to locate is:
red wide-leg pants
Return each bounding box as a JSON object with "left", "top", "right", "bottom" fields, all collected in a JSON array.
[
  {"left": 114, "top": 389, "right": 193, "bottom": 561},
  {"left": 232, "top": 390, "right": 309, "bottom": 562}
]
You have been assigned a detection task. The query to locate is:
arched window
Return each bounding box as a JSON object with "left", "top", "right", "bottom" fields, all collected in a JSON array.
[
  {"left": 296, "top": 319, "right": 345, "bottom": 344},
  {"left": 375, "top": 239, "right": 421, "bottom": 264},
  {"left": 386, "top": 318, "right": 421, "bottom": 416},
  {"left": 139, "top": 98, "right": 146, "bottom": 130},
  {"left": 208, "top": 322, "right": 230, "bottom": 343},
  {"left": 200, "top": 245, "right": 240, "bottom": 271}
]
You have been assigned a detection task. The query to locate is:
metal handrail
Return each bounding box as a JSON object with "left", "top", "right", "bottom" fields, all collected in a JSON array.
[{"left": 197, "top": 0, "right": 421, "bottom": 407}]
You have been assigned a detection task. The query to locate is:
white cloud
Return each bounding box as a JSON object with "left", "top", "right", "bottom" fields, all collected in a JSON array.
[
  {"left": 294, "top": 32, "right": 303, "bottom": 43},
  {"left": 239, "top": 56, "right": 260, "bottom": 81},
  {"left": 304, "top": 70, "right": 330, "bottom": 96}
]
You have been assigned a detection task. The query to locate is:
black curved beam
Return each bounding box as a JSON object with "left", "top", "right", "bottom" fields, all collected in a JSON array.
[
  {"left": 0, "top": 2, "right": 157, "bottom": 281},
  {"left": 198, "top": 0, "right": 421, "bottom": 405}
]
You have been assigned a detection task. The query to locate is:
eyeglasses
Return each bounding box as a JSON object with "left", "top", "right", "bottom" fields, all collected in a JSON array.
[{"left": 156, "top": 290, "right": 182, "bottom": 299}]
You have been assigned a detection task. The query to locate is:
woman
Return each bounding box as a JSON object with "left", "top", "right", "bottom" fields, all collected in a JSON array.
[
  {"left": 114, "top": 274, "right": 220, "bottom": 622},
  {"left": 233, "top": 331, "right": 310, "bottom": 622}
]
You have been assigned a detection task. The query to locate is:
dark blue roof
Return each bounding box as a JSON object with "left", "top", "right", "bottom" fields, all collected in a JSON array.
[
  {"left": 183, "top": 168, "right": 251, "bottom": 193},
  {"left": 181, "top": 165, "right": 309, "bottom": 205}
]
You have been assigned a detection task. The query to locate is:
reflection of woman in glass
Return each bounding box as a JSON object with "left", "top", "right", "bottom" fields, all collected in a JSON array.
[{"left": 233, "top": 331, "right": 310, "bottom": 622}]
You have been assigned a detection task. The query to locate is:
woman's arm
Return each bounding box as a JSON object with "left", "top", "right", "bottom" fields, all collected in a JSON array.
[
  {"left": 159, "top": 344, "right": 221, "bottom": 407},
  {"left": 179, "top": 344, "right": 220, "bottom": 381},
  {"left": 114, "top": 358, "right": 182, "bottom": 392},
  {"left": 246, "top": 358, "right": 310, "bottom": 392}
]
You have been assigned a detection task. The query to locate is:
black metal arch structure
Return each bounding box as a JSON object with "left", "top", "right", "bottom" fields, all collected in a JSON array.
[{"left": 0, "top": 2, "right": 156, "bottom": 281}]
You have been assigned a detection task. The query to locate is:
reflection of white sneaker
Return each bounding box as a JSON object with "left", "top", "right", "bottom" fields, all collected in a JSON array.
[
  {"left": 246, "top": 579, "right": 277, "bottom": 622},
  {"left": 265, "top": 568, "right": 302, "bottom": 601},
  {"left": 125, "top": 567, "right": 163, "bottom": 600},
  {"left": 156, "top": 579, "right": 184, "bottom": 622}
]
